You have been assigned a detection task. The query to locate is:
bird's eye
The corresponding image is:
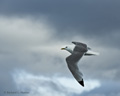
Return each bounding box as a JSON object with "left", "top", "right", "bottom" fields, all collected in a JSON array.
[{"left": 66, "top": 46, "right": 67, "bottom": 48}]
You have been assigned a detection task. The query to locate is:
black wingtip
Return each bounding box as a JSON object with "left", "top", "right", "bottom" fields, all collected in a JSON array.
[
  {"left": 72, "top": 41, "right": 77, "bottom": 45},
  {"left": 78, "top": 79, "right": 84, "bottom": 87}
]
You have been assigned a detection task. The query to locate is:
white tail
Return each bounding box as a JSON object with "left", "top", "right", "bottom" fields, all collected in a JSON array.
[{"left": 84, "top": 50, "right": 99, "bottom": 56}]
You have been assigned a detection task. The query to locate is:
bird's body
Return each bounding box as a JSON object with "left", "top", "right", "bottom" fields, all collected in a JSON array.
[{"left": 61, "top": 41, "right": 99, "bottom": 87}]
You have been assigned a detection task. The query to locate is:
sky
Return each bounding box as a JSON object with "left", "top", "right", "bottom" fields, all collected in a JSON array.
[{"left": 0, "top": 0, "right": 120, "bottom": 96}]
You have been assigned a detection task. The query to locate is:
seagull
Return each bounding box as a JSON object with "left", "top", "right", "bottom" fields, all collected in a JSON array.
[{"left": 61, "top": 41, "right": 99, "bottom": 87}]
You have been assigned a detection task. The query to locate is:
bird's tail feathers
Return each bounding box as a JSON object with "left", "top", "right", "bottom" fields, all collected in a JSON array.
[{"left": 84, "top": 50, "right": 99, "bottom": 56}]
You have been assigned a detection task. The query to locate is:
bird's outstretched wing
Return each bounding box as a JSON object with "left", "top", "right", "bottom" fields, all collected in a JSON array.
[
  {"left": 72, "top": 41, "right": 87, "bottom": 49},
  {"left": 66, "top": 52, "right": 84, "bottom": 87},
  {"left": 72, "top": 41, "right": 88, "bottom": 52},
  {"left": 66, "top": 42, "right": 88, "bottom": 87}
]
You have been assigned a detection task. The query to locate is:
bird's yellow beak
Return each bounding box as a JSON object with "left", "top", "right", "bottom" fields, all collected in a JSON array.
[{"left": 61, "top": 48, "right": 65, "bottom": 50}]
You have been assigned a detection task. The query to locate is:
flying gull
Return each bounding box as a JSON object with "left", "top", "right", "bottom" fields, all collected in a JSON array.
[{"left": 61, "top": 41, "right": 99, "bottom": 87}]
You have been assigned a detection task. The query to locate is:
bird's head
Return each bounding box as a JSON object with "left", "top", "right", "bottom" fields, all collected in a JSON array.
[
  {"left": 61, "top": 45, "right": 75, "bottom": 54},
  {"left": 61, "top": 46, "right": 68, "bottom": 50}
]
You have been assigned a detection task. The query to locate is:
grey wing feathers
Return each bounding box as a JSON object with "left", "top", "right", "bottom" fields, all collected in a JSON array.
[
  {"left": 66, "top": 52, "right": 84, "bottom": 87},
  {"left": 72, "top": 41, "right": 87, "bottom": 49},
  {"left": 72, "top": 41, "right": 88, "bottom": 52},
  {"left": 65, "top": 41, "right": 88, "bottom": 87}
]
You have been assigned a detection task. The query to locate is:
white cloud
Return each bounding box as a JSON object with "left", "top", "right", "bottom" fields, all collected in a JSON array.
[
  {"left": 0, "top": 15, "right": 67, "bottom": 74},
  {"left": 13, "top": 70, "right": 101, "bottom": 96},
  {"left": 0, "top": 15, "right": 55, "bottom": 49},
  {"left": 0, "top": 15, "right": 67, "bottom": 62}
]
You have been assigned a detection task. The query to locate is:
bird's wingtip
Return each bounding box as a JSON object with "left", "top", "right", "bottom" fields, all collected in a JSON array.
[
  {"left": 72, "top": 41, "right": 76, "bottom": 44},
  {"left": 78, "top": 79, "right": 84, "bottom": 87}
]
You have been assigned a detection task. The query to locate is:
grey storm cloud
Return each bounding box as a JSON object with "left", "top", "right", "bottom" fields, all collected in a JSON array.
[
  {"left": 1, "top": 0, "right": 120, "bottom": 31},
  {"left": 0, "top": 15, "right": 120, "bottom": 96},
  {"left": 0, "top": 0, "right": 120, "bottom": 48},
  {"left": 0, "top": 0, "right": 120, "bottom": 96}
]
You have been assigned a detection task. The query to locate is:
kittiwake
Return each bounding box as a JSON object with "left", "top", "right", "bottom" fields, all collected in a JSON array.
[{"left": 61, "top": 41, "right": 99, "bottom": 87}]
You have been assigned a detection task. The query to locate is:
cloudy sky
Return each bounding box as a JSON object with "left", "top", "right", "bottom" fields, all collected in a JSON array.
[{"left": 0, "top": 0, "right": 120, "bottom": 96}]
